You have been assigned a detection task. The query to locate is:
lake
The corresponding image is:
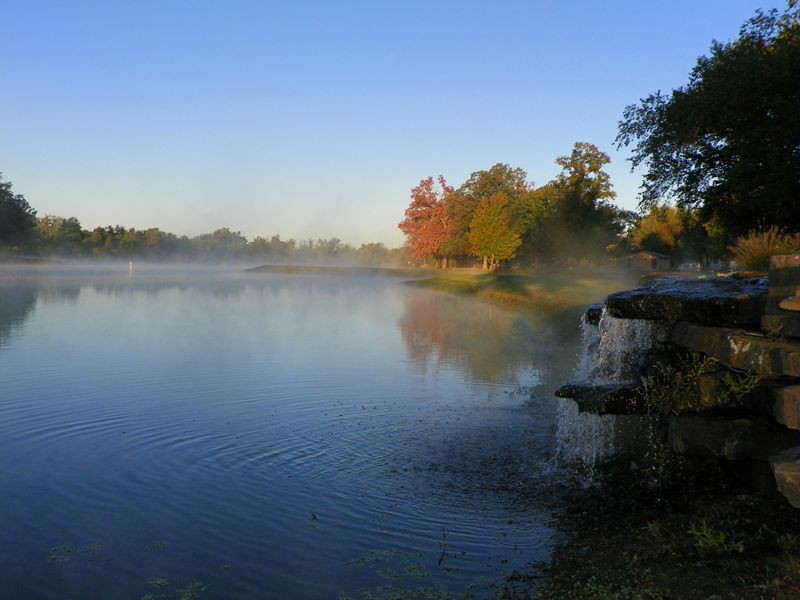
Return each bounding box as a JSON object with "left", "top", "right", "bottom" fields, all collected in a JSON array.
[{"left": 0, "top": 266, "right": 584, "bottom": 599}]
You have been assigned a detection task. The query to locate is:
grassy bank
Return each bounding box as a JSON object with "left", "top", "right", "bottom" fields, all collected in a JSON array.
[
  {"left": 243, "top": 264, "right": 641, "bottom": 314},
  {"left": 407, "top": 268, "right": 641, "bottom": 314}
]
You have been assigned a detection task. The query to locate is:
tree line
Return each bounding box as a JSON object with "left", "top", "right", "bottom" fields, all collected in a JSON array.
[
  {"left": 4, "top": 5, "right": 798, "bottom": 270},
  {"left": 0, "top": 178, "right": 406, "bottom": 265},
  {"left": 399, "top": 142, "right": 631, "bottom": 269},
  {"left": 400, "top": 4, "right": 800, "bottom": 269}
]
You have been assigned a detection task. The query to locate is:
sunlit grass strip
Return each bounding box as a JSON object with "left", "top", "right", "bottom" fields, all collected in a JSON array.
[{"left": 408, "top": 270, "right": 638, "bottom": 314}]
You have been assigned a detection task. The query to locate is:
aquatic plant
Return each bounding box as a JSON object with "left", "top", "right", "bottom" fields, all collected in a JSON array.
[
  {"left": 141, "top": 579, "right": 206, "bottom": 600},
  {"left": 49, "top": 543, "right": 100, "bottom": 563}
]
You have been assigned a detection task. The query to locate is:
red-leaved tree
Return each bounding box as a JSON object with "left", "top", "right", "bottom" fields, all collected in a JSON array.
[{"left": 398, "top": 176, "right": 453, "bottom": 267}]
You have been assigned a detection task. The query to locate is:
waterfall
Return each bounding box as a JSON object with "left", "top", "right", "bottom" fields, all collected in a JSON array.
[
  {"left": 554, "top": 307, "right": 667, "bottom": 480},
  {"left": 573, "top": 312, "right": 601, "bottom": 382},
  {"left": 574, "top": 308, "right": 666, "bottom": 385},
  {"left": 551, "top": 398, "right": 616, "bottom": 482}
]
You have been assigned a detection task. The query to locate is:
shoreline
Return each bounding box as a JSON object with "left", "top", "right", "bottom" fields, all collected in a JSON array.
[{"left": 529, "top": 455, "right": 800, "bottom": 599}]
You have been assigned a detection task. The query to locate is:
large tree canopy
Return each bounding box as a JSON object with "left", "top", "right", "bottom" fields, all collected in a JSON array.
[
  {"left": 616, "top": 5, "right": 800, "bottom": 239},
  {"left": 0, "top": 174, "right": 37, "bottom": 251},
  {"left": 443, "top": 164, "right": 532, "bottom": 259},
  {"left": 544, "top": 143, "right": 629, "bottom": 260}
]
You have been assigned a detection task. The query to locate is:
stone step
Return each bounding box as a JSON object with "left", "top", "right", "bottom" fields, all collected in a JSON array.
[
  {"left": 779, "top": 296, "right": 800, "bottom": 312},
  {"left": 765, "top": 257, "right": 800, "bottom": 331},
  {"left": 671, "top": 322, "right": 800, "bottom": 377},
  {"left": 773, "top": 385, "right": 800, "bottom": 430},
  {"left": 765, "top": 287, "right": 800, "bottom": 315},
  {"left": 770, "top": 446, "right": 800, "bottom": 508},
  {"left": 554, "top": 382, "right": 644, "bottom": 415},
  {"left": 768, "top": 255, "right": 800, "bottom": 285},
  {"left": 605, "top": 276, "right": 766, "bottom": 329},
  {"left": 668, "top": 414, "right": 800, "bottom": 462},
  {"left": 762, "top": 315, "right": 800, "bottom": 339}
]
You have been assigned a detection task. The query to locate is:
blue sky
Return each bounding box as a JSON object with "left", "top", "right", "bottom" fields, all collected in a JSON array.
[{"left": 1, "top": 0, "right": 787, "bottom": 246}]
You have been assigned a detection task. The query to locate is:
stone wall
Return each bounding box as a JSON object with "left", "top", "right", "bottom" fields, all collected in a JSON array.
[{"left": 564, "top": 255, "right": 800, "bottom": 508}]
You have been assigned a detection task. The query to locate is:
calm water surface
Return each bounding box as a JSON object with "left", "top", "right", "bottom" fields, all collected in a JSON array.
[{"left": 0, "top": 267, "right": 582, "bottom": 599}]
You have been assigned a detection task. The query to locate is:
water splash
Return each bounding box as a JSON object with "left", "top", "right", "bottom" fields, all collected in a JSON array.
[{"left": 551, "top": 398, "right": 615, "bottom": 484}]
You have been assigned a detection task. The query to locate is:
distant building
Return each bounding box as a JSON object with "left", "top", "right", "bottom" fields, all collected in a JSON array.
[{"left": 625, "top": 250, "right": 671, "bottom": 271}]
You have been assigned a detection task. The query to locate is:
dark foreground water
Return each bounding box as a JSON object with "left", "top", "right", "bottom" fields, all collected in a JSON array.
[{"left": 0, "top": 267, "right": 582, "bottom": 599}]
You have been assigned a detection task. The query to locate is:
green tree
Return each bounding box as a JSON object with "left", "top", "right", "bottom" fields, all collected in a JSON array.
[
  {"left": 553, "top": 142, "right": 616, "bottom": 224},
  {"left": 355, "top": 242, "right": 388, "bottom": 266},
  {"left": 543, "top": 142, "right": 626, "bottom": 262},
  {"left": 119, "top": 228, "right": 141, "bottom": 254},
  {"left": 467, "top": 193, "right": 521, "bottom": 269},
  {"left": 192, "top": 228, "right": 247, "bottom": 257},
  {"left": 629, "top": 205, "right": 684, "bottom": 255},
  {"left": 616, "top": 4, "right": 800, "bottom": 242},
  {"left": 36, "top": 215, "right": 84, "bottom": 255},
  {"left": 0, "top": 175, "right": 37, "bottom": 252},
  {"left": 248, "top": 234, "right": 296, "bottom": 260},
  {"left": 444, "top": 164, "right": 532, "bottom": 260}
]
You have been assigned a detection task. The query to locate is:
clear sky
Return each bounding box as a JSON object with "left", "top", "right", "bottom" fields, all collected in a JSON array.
[{"left": 1, "top": 0, "right": 788, "bottom": 247}]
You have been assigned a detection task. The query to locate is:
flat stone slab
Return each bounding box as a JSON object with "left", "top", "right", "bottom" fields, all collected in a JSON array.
[
  {"left": 555, "top": 382, "right": 644, "bottom": 415},
  {"left": 771, "top": 255, "right": 800, "bottom": 268},
  {"left": 762, "top": 315, "right": 800, "bottom": 339},
  {"left": 766, "top": 255, "right": 800, "bottom": 317},
  {"left": 765, "top": 287, "right": 800, "bottom": 315},
  {"left": 669, "top": 414, "right": 800, "bottom": 461},
  {"left": 774, "top": 385, "right": 800, "bottom": 430},
  {"left": 605, "top": 276, "right": 766, "bottom": 329},
  {"left": 771, "top": 446, "right": 800, "bottom": 508},
  {"left": 779, "top": 296, "right": 800, "bottom": 312},
  {"left": 671, "top": 322, "right": 800, "bottom": 377}
]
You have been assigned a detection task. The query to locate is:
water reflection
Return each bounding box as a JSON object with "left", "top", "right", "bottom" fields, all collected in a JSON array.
[
  {"left": 0, "top": 268, "right": 589, "bottom": 598},
  {"left": 1, "top": 267, "right": 586, "bottom": 395},
  {"left": 0, "top": 283, "right": 36, "bottom": 348},
  {"left": 398, "top": 288, "right": 582, "bottom": 391}
]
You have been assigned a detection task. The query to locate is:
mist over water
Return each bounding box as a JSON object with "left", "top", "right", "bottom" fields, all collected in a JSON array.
[{"left": 0, "top": 267, "right": 584, "bottom": 599}]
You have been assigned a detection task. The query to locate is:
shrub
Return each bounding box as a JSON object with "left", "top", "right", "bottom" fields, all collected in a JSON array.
[
  {"left": 728, "top": 226, "right": 799, "bottom": 271},
  {"left": 639, "top": 351, "right": 760, "bottom": 415}
]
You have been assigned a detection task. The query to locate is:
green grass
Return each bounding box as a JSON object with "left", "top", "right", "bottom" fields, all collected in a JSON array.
[
  {"left": 407, "top": 268, "right": 640, "bottom": 314},
  {"left": 529, "top": 457, "right": 800, "bottom": 600},
  {"left": 243, "top": 264, "right": 640, "bottom": 314}
]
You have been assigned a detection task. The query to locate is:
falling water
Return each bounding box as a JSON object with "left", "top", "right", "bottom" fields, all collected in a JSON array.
[
  {"left": 573, "top": 312, "right": 601, "bottom": 382},
  {"left": 555, "top": 308, "right": 667, "bottom": 479},
  {"left": 551, "top": 398, "right": 616, "bottom": 481},
  {"left": 574, "top": 308, "right": 667, "bottom": 384}
]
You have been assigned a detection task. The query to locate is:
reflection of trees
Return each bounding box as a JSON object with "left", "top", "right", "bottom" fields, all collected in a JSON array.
[
  {"left": 0, "top": 270, "right": 251, "bottom": 349},
  {"left": 0, "top": 282, "right": 37, "bottom": 348},
  {"left": 398, "top": 289, "right": 582, "bottom": 387}
]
